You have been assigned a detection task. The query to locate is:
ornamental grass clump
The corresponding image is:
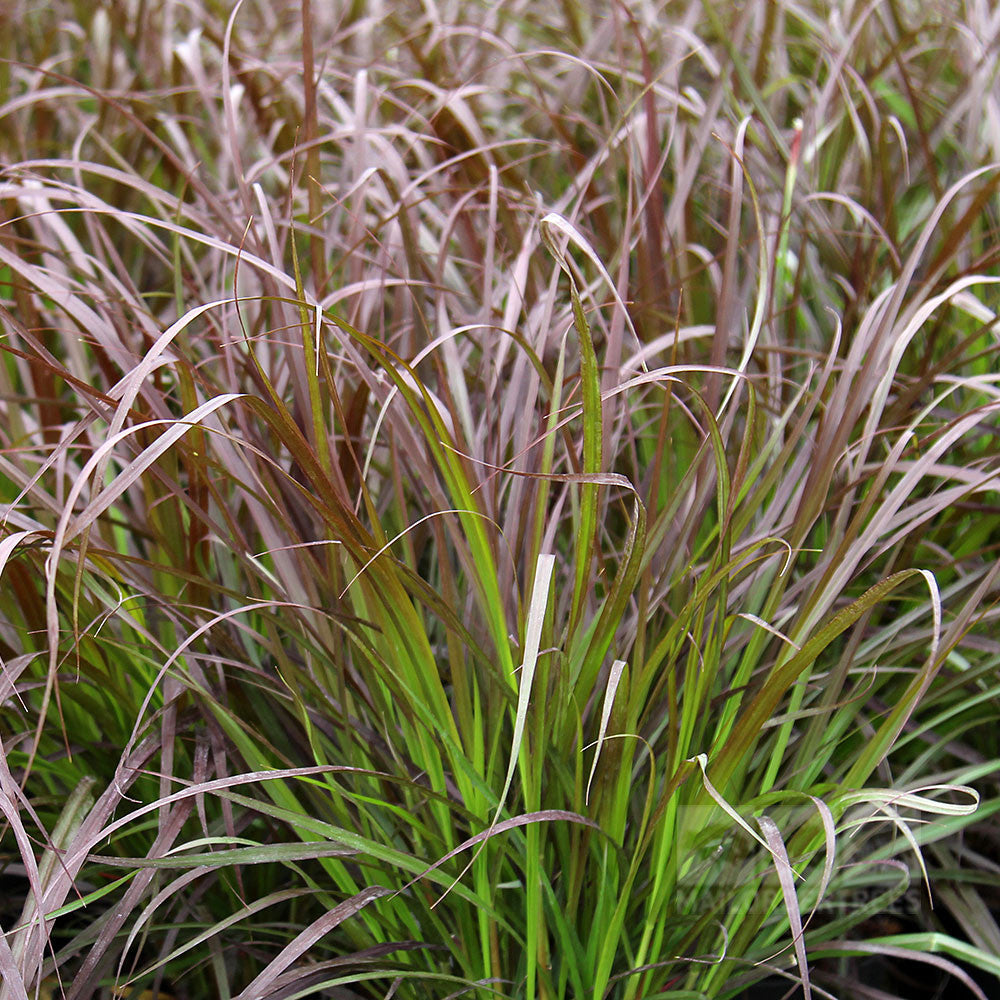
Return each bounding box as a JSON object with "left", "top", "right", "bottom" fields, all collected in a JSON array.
[{"left": 1, "top": 1, "right": 1000, "bottom": 998}]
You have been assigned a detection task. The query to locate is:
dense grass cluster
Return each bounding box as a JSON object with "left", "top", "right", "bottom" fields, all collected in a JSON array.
[{"left": 2, "top": 1, "right": 1000, "bottom": 998}]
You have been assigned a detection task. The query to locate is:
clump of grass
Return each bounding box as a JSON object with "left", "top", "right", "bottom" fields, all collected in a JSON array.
[{"left": 2, "top": 1, "right": 1000, "bottom": 999}]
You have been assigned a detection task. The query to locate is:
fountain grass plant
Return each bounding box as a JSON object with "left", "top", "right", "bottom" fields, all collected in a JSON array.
[{"left": 2, "top": 0, "right": 1000, "bottom": 998}]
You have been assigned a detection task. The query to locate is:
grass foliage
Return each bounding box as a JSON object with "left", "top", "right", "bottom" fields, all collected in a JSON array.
[{"left": 2, "top": 0, "right": 1000, "bottom": 997}]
